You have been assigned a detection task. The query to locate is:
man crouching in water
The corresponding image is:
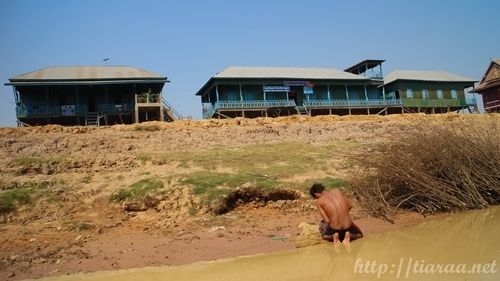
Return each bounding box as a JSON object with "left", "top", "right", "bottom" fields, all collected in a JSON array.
[{"left": 310, "top": 183, "right": 363, "bottom": 246}]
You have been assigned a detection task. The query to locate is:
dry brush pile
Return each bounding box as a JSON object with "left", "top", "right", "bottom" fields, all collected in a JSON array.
[{"left": 351, "top": 116, "right": 500, "bottom": 220}]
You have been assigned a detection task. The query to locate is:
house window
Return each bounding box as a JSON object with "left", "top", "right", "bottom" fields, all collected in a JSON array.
[
  {"left": 422, "top": 89, "right": 429, "bottom": 99},
  {"left": 406, "top": 89, "right": 413, "bottom": 99},
  {"left": 451, "top": 89, "right": 458, "bottom": 99},
  {"left": 437, "top": 89, "right": 443, "bottom": 99},
  {"left": 227, "top": 91, "right": 238, "bottom": 101}
]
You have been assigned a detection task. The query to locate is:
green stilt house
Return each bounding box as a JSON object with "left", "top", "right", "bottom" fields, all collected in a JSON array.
[
  {"left": 196, "top": 62, "right": 403, "bottom": 119},
  {"left": 383, "top": 70, "right": 477, "bottom": 114}
]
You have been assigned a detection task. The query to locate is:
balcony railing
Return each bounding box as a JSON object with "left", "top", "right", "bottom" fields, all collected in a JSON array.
[
  {"left": 303, "top": 99, "right": 402, "bottom": 108},
  {"left": 216, "top": 100, "right": 297, "bottom": 109},
  {"left": 97, "top": 103, "right": 133, "bottom": 114},
  {"left": 136, "top": 93, "right": 161, "bottom": 104},
  {"left": 364, "top": 71, "right": 384, "bottom": 79},
  {"left": 202, "top": 100, "right": 297, "bottom": 119},
  {"left": 402, "top": 98, "right": 463, "bottom": 108},
  {"left": 16, "top": 105, "right": 86, "bottom": 117},
  {"left": 16, "top": 103, "right": 133, "bottom": 118}
]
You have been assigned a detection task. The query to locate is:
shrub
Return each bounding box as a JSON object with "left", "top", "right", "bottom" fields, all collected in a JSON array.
[
  {"left": 0, "top": 188, "right": 31, "bottom": 213},
  {"left": 351, "top": 119, "right": 500, "bottom": 219}
]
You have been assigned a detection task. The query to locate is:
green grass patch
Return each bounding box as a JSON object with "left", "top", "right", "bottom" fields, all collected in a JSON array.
[
  {"left": 0, "top": 188, "right": 31, "bottom": 213},
  {"left": 148, "top": 141, "right": 355, "bottom": 178},
  {"left": 180, "top": 171, "right": 277, "bottom": 203},
  {"left": 296, "top": 177, "right": 349, "bottom": 194},
  {"left": 12, "top": 155, "right": 68, "bottom": 167},
  {"left": 321, "top": 177, "right": 348, "bottom": 189},
  {"left": 110, "top": 178, "right": 164, "bottom": 202},
  {"left": 0, "top": 180, "right": 67, "bottom": 214}
]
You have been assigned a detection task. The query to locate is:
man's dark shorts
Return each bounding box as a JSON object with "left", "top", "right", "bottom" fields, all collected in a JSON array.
[{"left": 319, "top": 220, "right": 363, "bottom": 241}]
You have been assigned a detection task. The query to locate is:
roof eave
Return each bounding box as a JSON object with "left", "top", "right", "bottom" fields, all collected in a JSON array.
[
  {"left": 5, "top": 78, "right": 169, "bottom": 86},
  {"left": 384, "top": 78, "right": 477, "bottom": 85},
  {"left": 195, "top": 76, "right": 371, "bottom": 96}
]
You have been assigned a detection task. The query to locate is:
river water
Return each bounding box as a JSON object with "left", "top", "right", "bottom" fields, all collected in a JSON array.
[{"left": 35, "top": 206, "right": 499, "bottom": 281}]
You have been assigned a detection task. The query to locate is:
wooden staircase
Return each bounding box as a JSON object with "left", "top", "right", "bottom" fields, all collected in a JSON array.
[
  {"left": 295, "top": 106, "right": 310, "bottom": 116},
  {"left": 85, "top": 112, "right": 100, "bottom": 126},
  {"left": 162, "top": 99, "right": 183, "bottom": 121}
]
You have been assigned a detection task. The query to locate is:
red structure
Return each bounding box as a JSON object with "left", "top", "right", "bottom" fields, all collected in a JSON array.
[{"left": 475, "top": 60, "right": 500, "bottom": 112}]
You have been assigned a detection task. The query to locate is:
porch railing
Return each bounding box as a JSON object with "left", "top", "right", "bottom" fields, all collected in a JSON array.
[
  {"left": 303, "top": 99, "right": 402, "bottom": 108},
  {"left": 16, "top": 105, "right": 86, "bottom": 117},
  {"left": 136, "top": 93, "right": 161, "bottom": 104},
  {"left": 16, "top": 103, "right": 133, "bottom": 118},
  {"left": 216, "top": 100, "right": 296, "bottom": 109},
  {"left": 97, "top": 103, "right": 133, "bottom": 114},
  {"left": 202, "top": 100, "right": 297, "bottom": 119},
  {"left": 401, "top": 98, "right": 463, "bottom": 108}
]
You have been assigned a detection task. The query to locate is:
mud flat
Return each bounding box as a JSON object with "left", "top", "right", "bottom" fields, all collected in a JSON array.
[{"left": 33, "top": 206, "right": 500, "bottom": 281}]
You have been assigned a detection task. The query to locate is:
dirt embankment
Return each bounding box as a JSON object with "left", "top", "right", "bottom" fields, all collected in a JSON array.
[{"left": 0, "top": 113, "right": 497, "bottom": 280}]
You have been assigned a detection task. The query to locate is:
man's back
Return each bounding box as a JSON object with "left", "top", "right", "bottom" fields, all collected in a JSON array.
[{"left": 317, "top": 189, "right": 353, "bottom": 229}]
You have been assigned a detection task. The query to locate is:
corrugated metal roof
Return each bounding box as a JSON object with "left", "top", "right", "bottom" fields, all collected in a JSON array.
[
  {"left": 384, "top": 70, "right": 476, "bottom": 85},
  {"left": 10, "top": 66, "right": 165, "bottom": 81},
  {"left": 213, "top": 66, "right": 368, "bottom": 80}
]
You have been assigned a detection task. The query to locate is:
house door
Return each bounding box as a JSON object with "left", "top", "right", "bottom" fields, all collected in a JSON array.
[
  {"left": 88, "top": 95, "right": 97, "bottom": 112},
  {"left": 288, "top": 92, "right": 298, "bottom": 105}
]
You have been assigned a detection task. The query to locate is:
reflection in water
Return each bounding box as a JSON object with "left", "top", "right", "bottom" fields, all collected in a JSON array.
[{"left": 37, "top": 207, "right": 500, "bottom": 281}]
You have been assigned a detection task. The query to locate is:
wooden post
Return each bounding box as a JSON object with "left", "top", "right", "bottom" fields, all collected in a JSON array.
[
  {"left": 239, "top": 84, "right": 243, "bottom": 101},
  {"left": 327, "top": 85, "right": 331, "bottom": 100},
  {"left": 345, "top": 85, "right": 349, "bottom": 100},
  {"left": 45, "top": 86, "right": 50, "bottom": 105},
  {"left": 216, "top": 84, "right": 219, "bottom": 102},
  {"left": 134, "top": 94, "right": 139, "bottom": 123},
  {"left": 364, "top": 85, "right": 368, "bottom": 100},
  {"left": 105, "top": 85, "right": 108, "bottom": 108}
]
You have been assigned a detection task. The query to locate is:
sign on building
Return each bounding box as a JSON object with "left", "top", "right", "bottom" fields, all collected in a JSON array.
[
  {"left": 263, "top": 86, "right": 290, "bottom": 92},
  {"left": 303, "top": 86, "right": 314, "bottom": 95},
  {"left": 61, "top": 105, "right": 76, "bottom": 116}
]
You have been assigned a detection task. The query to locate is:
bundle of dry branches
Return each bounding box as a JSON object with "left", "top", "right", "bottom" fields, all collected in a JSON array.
[{"left": 351, "top": 117, "right": 500, "bottom": 220}]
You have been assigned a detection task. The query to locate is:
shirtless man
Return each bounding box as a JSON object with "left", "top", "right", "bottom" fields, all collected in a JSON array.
[{"left": 310, "top": 183, "right": 363, "bottom": 245}]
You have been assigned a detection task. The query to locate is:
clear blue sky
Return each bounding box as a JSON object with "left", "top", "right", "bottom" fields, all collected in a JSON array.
[{"left": 0, "top": 0, "right": 498, "bottom": 126}]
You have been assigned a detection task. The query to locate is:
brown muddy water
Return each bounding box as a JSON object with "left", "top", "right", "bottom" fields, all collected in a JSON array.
[{"left": 33, "top": 207, "right": 499, "bottom": 281}]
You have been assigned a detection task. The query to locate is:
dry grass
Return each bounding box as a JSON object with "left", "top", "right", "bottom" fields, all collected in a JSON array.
[{"left": 351, "top": 118, "right": 500, "bottom": 220}]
